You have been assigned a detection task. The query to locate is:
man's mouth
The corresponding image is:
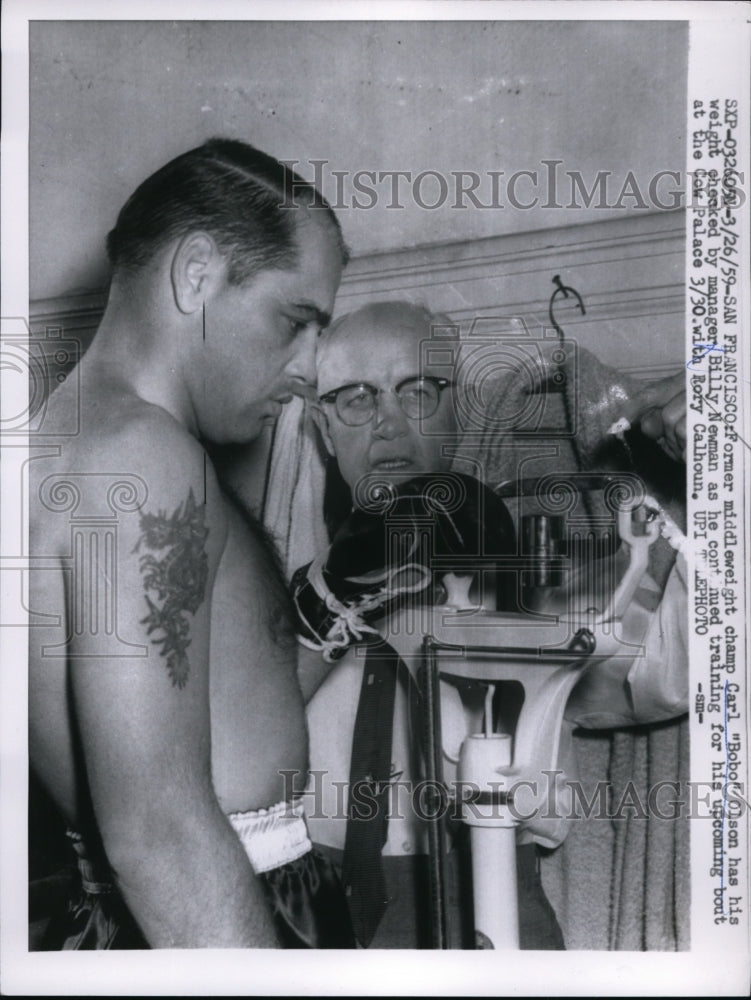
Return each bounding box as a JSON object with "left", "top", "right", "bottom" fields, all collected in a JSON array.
[{"left": 371, "top": 457, "right": 414, "bottom": 470}]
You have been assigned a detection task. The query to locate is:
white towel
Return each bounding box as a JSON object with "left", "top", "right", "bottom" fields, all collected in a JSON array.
[{"left": 262, "top": 397, "right": 329, "bottom": 579}]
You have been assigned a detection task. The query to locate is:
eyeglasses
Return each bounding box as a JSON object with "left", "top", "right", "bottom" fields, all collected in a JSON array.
[{"left": 319, "top": 375, "right": 454, "bottom": 427}]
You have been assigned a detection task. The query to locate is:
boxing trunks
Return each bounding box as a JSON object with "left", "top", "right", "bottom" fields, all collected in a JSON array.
[{"left": 37, "top": 800, "right": 355, "bottom": 949}]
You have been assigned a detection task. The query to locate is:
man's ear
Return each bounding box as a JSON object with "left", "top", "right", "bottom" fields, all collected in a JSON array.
[
  {"left": 310, "top": 403, "right": 336, "bottom": 456},
  {"left": 170, "top": 232, "right": 225, "bottom": 315}
]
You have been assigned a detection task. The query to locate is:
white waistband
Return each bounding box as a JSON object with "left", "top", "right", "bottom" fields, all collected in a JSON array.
[{"left": 227, "top": 799, "right": 312, "bottom": 875}]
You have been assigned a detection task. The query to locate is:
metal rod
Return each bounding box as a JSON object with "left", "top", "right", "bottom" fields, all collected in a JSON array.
[
  {"left": 494, "top": 472, "right": 635, "bottom": 499},
  {"left": 420, "top": 635, "right": 449, "bottom": 949},
  {"left": 425, "top": 629, "right": 597, "bottom": 662}
]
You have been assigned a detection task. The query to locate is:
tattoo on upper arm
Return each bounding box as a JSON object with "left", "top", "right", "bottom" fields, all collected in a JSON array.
[{"left": 134, "top": 488, "right": 209, "bottom": 688}]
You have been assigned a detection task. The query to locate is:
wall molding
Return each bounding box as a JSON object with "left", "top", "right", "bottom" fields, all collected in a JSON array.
[
  {"left": 30, "top": 209, "right": 685, "bottom": 386},
  {"left": 338, "top": 208, "right": 684, "bottom": 284}
]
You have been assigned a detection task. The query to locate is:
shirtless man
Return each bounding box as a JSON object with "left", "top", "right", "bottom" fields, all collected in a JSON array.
[{"left": 28, "top": 138, "right": 352, "bottom": 948}]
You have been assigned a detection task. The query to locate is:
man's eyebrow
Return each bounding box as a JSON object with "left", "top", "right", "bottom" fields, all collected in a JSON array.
[{"left": 290, "top": 301, "right": 331, "bottom": 327}]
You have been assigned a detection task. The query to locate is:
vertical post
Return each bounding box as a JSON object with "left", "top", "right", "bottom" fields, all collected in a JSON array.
[
  {"left": 420, "top": 634, "right": 448, "bottom": 949},
  {"left": 459, "top": 733, "right": 519, "bottom": 949}
]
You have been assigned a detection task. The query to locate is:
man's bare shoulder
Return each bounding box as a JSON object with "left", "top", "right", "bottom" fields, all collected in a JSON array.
[
  {"left": 31, "top": 393, "right": 228, "bottom": 555},
  {"left": 74, "top": 395, "right": 204, "bottom": 473}
]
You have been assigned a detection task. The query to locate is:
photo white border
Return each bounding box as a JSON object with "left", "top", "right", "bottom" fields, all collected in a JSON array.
[{"left": 2, "top": 1, "right": 750, "bottom": 995}]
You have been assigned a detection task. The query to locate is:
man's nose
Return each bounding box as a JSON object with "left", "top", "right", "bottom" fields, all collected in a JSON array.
[
  {"left": 372, "top": 392, "right": 408, "bottom": 439},
  {"left": 286, "top": 327, "right": 318, "bottom": 394}
]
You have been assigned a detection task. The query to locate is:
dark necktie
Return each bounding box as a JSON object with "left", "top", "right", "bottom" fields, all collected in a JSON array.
[{"left": 340, "top": 642, "right": 399, "bottom": 947}]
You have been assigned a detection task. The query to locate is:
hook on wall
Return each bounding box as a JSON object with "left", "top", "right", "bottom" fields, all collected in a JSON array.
[{"left": 548, "top": 274, "right": 586, "bottom": 341}]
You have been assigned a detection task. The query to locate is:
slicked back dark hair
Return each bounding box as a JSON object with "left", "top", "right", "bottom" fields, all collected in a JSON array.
[{"left": 106, "top": 137, "right": 347, "bottom": 284}]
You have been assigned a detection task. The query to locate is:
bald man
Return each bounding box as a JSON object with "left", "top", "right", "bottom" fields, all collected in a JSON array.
[
  {"left": 293, "top": 299, "right": 691, "bottom": 950},
  {"left": 293, "top": 301, "right": 565, "bottom": 949}
]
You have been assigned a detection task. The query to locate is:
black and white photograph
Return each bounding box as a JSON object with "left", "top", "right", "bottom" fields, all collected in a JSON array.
[{"left": 1, "top": 1, "right": 749, "bottom": 995}]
